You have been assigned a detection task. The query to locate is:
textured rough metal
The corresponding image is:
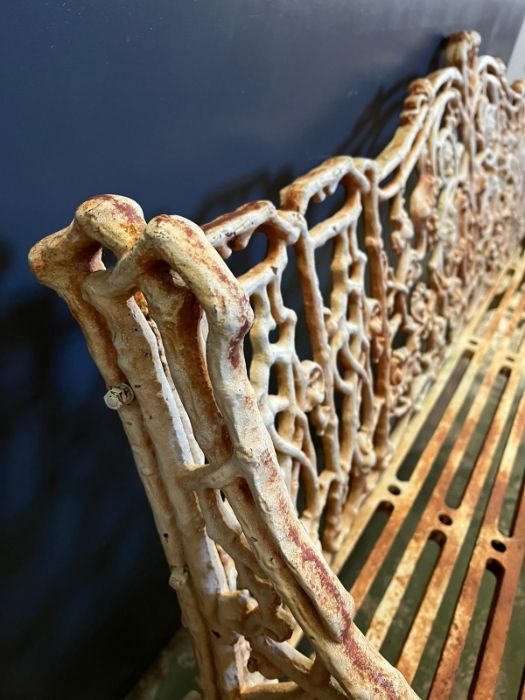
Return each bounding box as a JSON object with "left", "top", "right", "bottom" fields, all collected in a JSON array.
[{"left": 29, "top": 31, "right": 525, "bottom": 699}]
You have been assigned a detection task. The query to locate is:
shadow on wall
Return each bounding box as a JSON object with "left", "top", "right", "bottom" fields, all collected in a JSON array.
[
  {"left": 0, "top": 242, "right": 180, "bottom": 700},
  {"left": 194, "top": 39, "right": 446, "bottom": 231}
]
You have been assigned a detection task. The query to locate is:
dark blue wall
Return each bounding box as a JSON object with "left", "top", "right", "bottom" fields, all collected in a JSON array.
[{"left": 1, "top": 1, "right": 523, "bottom": 698}]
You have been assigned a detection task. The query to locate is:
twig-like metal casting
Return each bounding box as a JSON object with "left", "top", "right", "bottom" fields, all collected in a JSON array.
[{"left": 29, "top": 31, "right": 525, "bottom": 699}]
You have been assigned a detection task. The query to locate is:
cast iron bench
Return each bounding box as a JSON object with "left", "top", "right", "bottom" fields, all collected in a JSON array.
[{"left": 30, "top": 31, "right": 525, "bottom": 699}]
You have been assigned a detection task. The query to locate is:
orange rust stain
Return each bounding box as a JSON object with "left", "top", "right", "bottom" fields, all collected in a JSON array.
[
  {"left": 94, "top": 194, "right": 144, "bottom": 224},
  {"left": 342, "top": 630, "right": 398, "bottom": 699},
  {"left": 286, "top": 521, "right": 351, "bottom": 630},
  {"left": 203, "top": 201, "right": 267, "bottom": 232},
  {"left": 228, "top": 313, "right": 251, "bottom": 368}
]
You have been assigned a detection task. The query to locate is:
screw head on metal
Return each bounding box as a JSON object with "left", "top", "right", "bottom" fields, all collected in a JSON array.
[{"left": 104, "top": 383, "right": 135, "bottom": 410}]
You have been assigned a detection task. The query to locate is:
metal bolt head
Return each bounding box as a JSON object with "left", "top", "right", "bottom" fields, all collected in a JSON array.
[{"left": 103, "top": 383, "right": 134, "bottom": 410}]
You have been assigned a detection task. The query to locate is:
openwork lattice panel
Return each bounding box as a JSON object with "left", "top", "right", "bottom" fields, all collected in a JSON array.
[{"left": 281, "top": 157, "right": 390, "bottom": 550}]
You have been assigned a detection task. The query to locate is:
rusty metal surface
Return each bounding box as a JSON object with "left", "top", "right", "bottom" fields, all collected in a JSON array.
[
  {"left": 332, "top": 250, "right": 525, "bottom": 698},
  {"left": 29, "top": 31, "right": 525, "bottom": 699}
]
